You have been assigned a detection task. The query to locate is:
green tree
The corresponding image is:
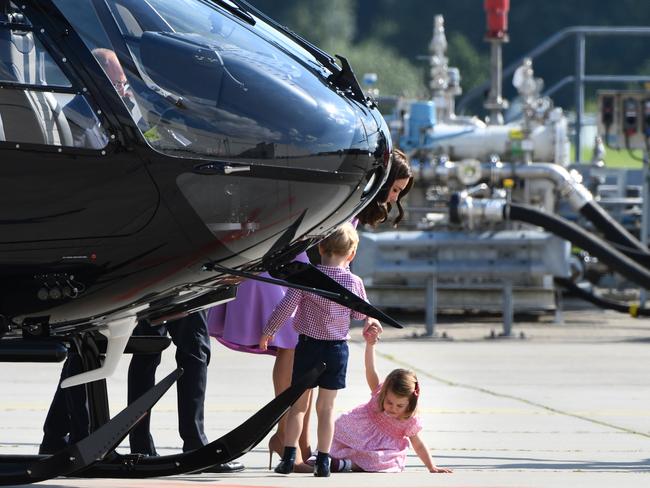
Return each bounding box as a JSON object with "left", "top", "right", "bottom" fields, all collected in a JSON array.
[
  {"left": 283, "top": 0, "right": 356, "bottom": 52},
  {"left": 343, "top": 40, "right": 427, "bottom": 98},
  {"left": 447, "top": 32, "right": 489, "bottom": 95}
]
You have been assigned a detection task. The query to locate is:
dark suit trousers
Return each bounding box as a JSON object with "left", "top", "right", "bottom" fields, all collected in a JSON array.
[{"left": 128, "top": 312, "right": 211, "bottom": 454}]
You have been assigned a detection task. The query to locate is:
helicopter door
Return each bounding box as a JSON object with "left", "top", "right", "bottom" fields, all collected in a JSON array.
[{"left": 0, "top": 3, "right": 158, "bottom": 242}]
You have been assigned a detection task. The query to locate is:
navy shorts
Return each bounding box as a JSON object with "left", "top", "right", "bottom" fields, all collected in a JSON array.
[{"left": 291, "top": 335, "right": 349, "bottom": 390}]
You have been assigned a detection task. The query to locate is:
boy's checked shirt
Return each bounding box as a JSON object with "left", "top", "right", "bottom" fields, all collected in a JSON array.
[{"left": 263, "top": 264, "right": 368, "bottom": 341}]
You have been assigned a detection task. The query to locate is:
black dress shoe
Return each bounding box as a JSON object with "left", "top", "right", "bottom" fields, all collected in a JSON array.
[
  {"left": 274, "top": 458, "right": 295, "bottom": 474},
  {"left": 314, "top": 459, "right": 330, "bottom": 477},
  {"left": 202, "top": 461, "right": 245, "bottom": 473}
]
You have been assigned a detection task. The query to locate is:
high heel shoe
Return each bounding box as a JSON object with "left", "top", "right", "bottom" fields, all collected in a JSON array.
[
  {"left": 267, "top": 434, "right": 283, "bottom": 469},
  {"left": 299, "top": 443, "right": 313, "bottom": 464}
]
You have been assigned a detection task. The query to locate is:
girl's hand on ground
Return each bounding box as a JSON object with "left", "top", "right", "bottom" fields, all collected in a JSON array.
[{"left": 429, "top": 466, "right": 453, "bottom": 473}]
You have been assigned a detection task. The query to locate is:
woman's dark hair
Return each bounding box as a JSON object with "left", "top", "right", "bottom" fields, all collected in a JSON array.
[{"left": 357, "top": 148, "right": 413, "bottom": 227}]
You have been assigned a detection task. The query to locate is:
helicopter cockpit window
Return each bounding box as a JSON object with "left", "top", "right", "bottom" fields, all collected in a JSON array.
[
  {"left": 52, "top": 0, "right": 364, "bottom": 169},
  {"left": 0, "top": 2, "right": 108, "bottom": 148},
  {"left": 0, "top": 8, "right": 69, "bottom": 86}
]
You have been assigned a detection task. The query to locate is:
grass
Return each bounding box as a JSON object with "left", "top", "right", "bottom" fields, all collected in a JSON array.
[{"left": 577, "top": 145, "right": 646, "bottom": 168}]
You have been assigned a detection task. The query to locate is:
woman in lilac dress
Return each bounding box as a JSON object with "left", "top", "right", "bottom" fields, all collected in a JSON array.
[{"left": 206, "top": 252, "right": 310, "bottom": 467}]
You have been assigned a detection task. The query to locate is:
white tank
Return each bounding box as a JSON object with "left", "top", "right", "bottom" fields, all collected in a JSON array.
[{"left": 425, "top": 108, "right": 569, "bottom": 165}]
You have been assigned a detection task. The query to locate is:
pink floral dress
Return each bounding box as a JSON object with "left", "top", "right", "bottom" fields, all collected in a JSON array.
[{"left": 330, "top": 383, "right": 422, "bottom": 472}]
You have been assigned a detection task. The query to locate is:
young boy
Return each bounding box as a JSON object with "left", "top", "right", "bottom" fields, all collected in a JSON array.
[{"left": 259, "top": 222, "right": 372, "bottom": 477}]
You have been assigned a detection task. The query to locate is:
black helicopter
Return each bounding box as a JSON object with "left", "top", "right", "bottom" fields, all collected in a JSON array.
[{"left": 0, "top": 0, "right": 398, "bottom": 483}]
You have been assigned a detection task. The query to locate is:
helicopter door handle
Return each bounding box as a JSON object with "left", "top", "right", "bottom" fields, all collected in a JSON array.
[
  {"left": 193, "top": 162, "right": 251, "bottom": 175},
  {"left": 224, "top": 165, "right": 250, "bottom": 174}
]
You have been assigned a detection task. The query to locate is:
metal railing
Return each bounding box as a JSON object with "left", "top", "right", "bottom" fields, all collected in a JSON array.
[{"left": 457, "top": 26, "right": 650, "bottom": 163}]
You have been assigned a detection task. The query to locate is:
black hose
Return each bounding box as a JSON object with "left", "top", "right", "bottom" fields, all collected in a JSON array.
[
  {"left": 508, "top": 203, "right": 650, "bottom": 289},
  {"left": 555, "top": 277, "right": 650, "bottom": 317},
  {"left": 580, "top": 201, "right": 649, "bottom": 254},
  {"left": 609, "top": 241, "right": 650, "bottom": 269}
]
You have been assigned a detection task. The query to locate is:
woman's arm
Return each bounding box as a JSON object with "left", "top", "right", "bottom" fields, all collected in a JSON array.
[{"left": 409, "top": 433, "right": 453, "bottom": 473}]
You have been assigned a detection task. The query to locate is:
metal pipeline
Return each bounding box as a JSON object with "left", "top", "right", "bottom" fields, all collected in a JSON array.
[
  {"left": 555, "top": 277, "right": 650, "bottom": 317},
  {"left": 449, "top": 195, "right": 650, "bottom": 289},
  {"left": 423, "top": 161, "right": 593, "bottom": 209},
  {"left": 434, "top": 160, "right": 650, "bottom": 260}
]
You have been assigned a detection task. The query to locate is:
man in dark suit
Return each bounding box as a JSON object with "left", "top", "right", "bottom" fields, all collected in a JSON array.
[{"left": 127, "top": 312, "right": 243, "bottom": 472}]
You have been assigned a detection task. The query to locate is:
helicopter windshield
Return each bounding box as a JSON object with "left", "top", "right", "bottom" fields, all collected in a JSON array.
[{"left": 53, "top": 0, "right": 366, "bottom": 169}]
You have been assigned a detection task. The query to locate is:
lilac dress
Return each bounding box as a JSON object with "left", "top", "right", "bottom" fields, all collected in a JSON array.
[
  {"left": 330, "top": 383, "right": 423, "bottom": 472},
  {"left": 206, "top": 252, "right": 308, "bottom": 355}
]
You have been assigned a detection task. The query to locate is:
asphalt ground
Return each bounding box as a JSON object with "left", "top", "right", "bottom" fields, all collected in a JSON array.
[{"left": 2, "top": 298, "right": 649, "bottom": 488}]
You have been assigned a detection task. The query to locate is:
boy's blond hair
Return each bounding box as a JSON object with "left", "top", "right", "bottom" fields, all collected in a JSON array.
[{"left": 319, "top": 222, "right": 359, "bottom": 257}]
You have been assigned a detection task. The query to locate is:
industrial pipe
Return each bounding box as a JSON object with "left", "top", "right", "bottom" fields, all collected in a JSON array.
[
  {"left": 555, "top": 277, "right": 650, "bottom": 317},
  {"left": 509, "top": 203, "right": 650, "bottom": 289},
  {"left": 435, "top": 161, "right": 650, "bottom": 262},
  {"left": 449, "top": 195, "right": 650, "bottom": 289}
]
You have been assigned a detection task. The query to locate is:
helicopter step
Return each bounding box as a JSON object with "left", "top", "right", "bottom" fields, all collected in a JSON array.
[{"left": 0, "top": 335, "right": 172, "bottom": 362}]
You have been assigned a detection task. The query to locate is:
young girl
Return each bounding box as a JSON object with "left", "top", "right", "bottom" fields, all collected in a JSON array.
[{"left": 329, "top": 323, "right": 452, "bottom": 474}]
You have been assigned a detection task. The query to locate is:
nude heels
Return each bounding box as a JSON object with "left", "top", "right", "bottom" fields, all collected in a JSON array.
[{"left": 267, "top": 433, "right": 283, "bottom": 469}]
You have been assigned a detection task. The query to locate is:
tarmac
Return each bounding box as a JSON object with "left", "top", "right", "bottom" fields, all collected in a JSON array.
[{"left": 2, "top": 298, "right": 650, "bottom": 488}]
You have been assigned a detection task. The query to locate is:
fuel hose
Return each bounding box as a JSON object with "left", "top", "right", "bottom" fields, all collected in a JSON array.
[{"left": 508, "top": 203, "right": 650, "bottom": 290}]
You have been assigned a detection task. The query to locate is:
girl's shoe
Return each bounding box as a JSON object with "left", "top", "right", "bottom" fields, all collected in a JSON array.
[{"left": 330, "top": 458, "right": 352, "bottom": 472}]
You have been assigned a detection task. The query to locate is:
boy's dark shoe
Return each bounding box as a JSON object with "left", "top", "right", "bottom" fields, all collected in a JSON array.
[{"left": 314, "top": 452, "right": 331, "bottom": 477}]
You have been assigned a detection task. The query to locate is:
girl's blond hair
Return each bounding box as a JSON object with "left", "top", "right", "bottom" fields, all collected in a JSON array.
[
  {"left": 319, "top": 222, "right": 359, "bottom": 257},
  {"left": 377, "top": 368, "right": 419, "bottom": 419}
]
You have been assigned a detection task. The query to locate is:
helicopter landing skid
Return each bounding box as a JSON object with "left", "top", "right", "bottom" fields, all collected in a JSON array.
[
  {"left": 75, "top": 363, "right": 324, "bottom": 478},
  {"left": 0, "top": 364, "right": 324, "bottom": 483},
  {"left": 0, "top": 368, "right": 182, "bottom": 486}
]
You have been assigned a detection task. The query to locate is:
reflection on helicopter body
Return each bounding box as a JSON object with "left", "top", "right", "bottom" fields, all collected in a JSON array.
[{"left": 0, "top": 0, "right": 390, "bottom": 359}]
